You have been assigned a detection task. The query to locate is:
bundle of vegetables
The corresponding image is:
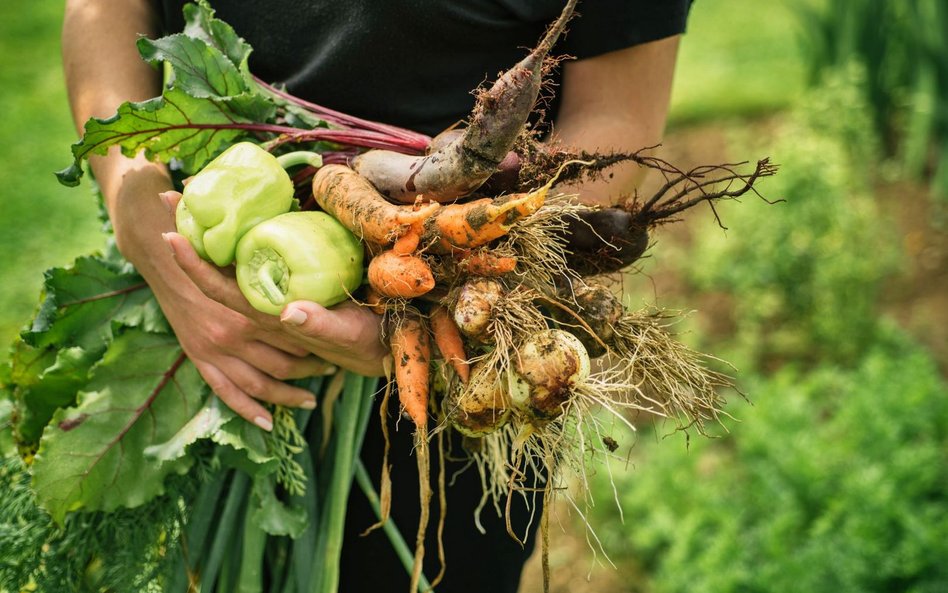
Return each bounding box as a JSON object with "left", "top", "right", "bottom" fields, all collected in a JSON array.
[{"left": 0, "top": 1, "right": 777, "bottom": 591}]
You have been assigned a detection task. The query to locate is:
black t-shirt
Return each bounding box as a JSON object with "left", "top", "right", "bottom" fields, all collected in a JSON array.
[{"left": 157, "top": 0, "right": 691, "bottom": 136}]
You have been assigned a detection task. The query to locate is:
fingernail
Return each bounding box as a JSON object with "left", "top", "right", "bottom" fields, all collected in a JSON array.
[
  {"left": 300, "top": 398, "right": 317, "bottom": 410},
  {"left": 254, "top": 416, "right": 274, "bottom": 431},
  {"left": 322, "top": 365, "right": 339, "bottom": 376},
  {"left": 158, "top": 191, "right": 176, "bottom": 213},
  {"left": 281, "top": 307, "right": 307, "bottom": 326},
  {"left": 161, "top": 233, "right": 177, "bottom": 257}
]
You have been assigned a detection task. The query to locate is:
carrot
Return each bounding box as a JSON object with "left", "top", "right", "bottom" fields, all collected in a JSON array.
[
  {"left": 311, "top": 164, "right": 439, "bottom": 245},
  {"left": 390, "top": 312, "right": 430, "bottom": 428},
  {"left": 419, "top": 186, "right": 547, "bottom": 253},
  {"left": 368, "top": 249, "right": 436, "bottom": 299},
  {"left": 392, "top": 229, "right": 420, "bottom": 255},
  {"left": 430, "top": 304, "right": 471, "bottom": 383},
  {"left": 352, "top": 0, "right": 578, "bottom": 203},
  {"left": 457, "top": 250, "right": 518, "bottom": 276},
  {"left": 389, "top": 312, "right": 432, "bottom": 592},
  {"left": 364, "top": 286, "right": 386, "bottom": 315}
]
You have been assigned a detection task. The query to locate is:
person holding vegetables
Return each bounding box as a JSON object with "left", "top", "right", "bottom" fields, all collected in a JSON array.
[{"left": 62, "top": 0, "right": 690, "bottom": 590}]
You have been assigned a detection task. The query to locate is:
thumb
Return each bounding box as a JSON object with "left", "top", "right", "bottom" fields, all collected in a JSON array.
[
  {"left": 159, "top": 190, "right": 183, "bottom": 214},
  {"left": 280, "top": 300, "right": 381, "bottom": 346}
]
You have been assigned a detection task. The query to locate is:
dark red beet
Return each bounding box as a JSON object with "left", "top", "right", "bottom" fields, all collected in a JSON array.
[{"left": 560, "top": 208, "right": 650, "bottom": 275}]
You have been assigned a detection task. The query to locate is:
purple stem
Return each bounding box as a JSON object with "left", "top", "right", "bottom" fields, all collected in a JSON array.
[
  {"left": 98, "top": 121, "right": 424, "bottom": 154},
  {"left": 253, "top": 76, "right": 431, "bottom": 152}
]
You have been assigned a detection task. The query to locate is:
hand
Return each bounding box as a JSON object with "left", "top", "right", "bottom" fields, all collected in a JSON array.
[
  {"left": 160, "top": 192, "right": 388, "bottom": 374},
  {"left": 163, "top": 230, "right": 388, "bottom": 375},
  {"left": 152, "top": 260, "right": 338, "bottom": 430}
]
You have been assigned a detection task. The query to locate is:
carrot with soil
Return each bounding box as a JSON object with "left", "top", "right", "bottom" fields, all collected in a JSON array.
[
  {"left": 430, "top": 304, "right": 471, "bottom": 384},
  {"left": 456, "top": 250, "right": 518, "bottom": 277},
  {"left": 311, "top": 164, "right": 439, "bottom": 245},
  {"left": 368, "top": 250, "right": 436, "bottom": 299},
  {"left": 389, "top": 312, "right": 433, "bottom": 592},
  {"left": 418, "top": 180, "right": 549, "bottom": 253}
]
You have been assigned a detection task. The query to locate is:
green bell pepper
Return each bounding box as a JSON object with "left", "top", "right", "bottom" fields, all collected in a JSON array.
[
  {"left": 235, "top": 211, "right": 364, "bottom": 315},
  {"left": 175, "top": 142, "right": 321, "bottom": 266}
]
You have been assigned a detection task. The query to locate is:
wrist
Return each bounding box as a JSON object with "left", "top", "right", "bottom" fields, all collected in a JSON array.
[{"left": 92, "top": 150, "right": 189, "bottom": 291}]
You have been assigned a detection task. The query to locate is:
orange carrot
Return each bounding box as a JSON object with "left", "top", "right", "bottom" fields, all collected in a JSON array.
[
  {"left": 457, "top": 250, "right": 518, "bottom": 276},
  {"left": 419, "top": 186, "right": 547, "bottom": 253},
  {"left": 389, "top": 312, "right": 433, "bottom": 592},
  {"left": 364, "top": 286, "right": 386, "bottom": 315},
  {"left": 312, "top": 164, "right": 438, "bottom": 245},
  {"left": 430, "top": 304, "right": 471, "bottom": 383},
  {"left": 390, "top": 312, "right": 430, "bottom": 428},
  {"left": 392, "top": 229, "right": 420, "bottom": 255},
  {"left": 367, "top": 249, "right": 435, "bottom": 299}
]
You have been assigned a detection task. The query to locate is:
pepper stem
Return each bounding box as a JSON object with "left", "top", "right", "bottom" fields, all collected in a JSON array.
[
  {"left": 248, "top": 249, "right": 289, "bottom": 308},
  {"left": 276, "top": 151, "right": 323, "bottom": 170}
]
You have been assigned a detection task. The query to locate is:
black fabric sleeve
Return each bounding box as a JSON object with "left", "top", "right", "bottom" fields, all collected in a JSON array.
[{"left": 560, "top": 0, "right": 693, "bottom": 59}]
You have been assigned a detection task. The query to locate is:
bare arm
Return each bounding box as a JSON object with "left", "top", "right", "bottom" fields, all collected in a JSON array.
[
  {"left": 62, "top": 0, "right": 387, "bottom": 430},
  {"left": 552, "top": 35, "right": 681, "bottom": 205}
]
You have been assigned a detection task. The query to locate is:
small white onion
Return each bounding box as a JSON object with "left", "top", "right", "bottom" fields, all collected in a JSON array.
[
  {"left": 452, "top": 278, "right": 504, "bottom": 343},
  {"left": 511, "top": 329, "right": 591, "bottom": 421},
  {"left": 448, "top": 362, "right": 511, "bottom": 437}
]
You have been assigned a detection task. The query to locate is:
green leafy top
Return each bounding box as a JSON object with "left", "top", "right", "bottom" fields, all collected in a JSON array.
[
  {"left": 55, "top": 0, "right": 279, "bottom": 187},
  {"left": 53, "top": 0, "right": 429, "bottom": 188}
]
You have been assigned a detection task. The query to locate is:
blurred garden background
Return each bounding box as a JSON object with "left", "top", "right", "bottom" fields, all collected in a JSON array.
[{"left": 1, "top": 1, "right": 946, "bottom": 592}]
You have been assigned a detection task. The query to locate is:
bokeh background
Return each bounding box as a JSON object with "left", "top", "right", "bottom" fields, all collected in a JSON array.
[{"left": 1, "top": 1, "right": 946, "bottom": 592}]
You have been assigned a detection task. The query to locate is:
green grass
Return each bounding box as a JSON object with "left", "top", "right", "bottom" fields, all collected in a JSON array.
[
  {"left": 669, "top": 0, "right": 815, "bottom": 125},
  {"left": 0, "top": 2, "right": 105, "bottom": 346}
]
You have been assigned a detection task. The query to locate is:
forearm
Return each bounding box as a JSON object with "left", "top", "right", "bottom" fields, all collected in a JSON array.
[
  {"left": 551, "top": 36, "right": 680, "bottom": 206},
  {"left": 62, "top": 0, "right": 181, "bottom": 288}
]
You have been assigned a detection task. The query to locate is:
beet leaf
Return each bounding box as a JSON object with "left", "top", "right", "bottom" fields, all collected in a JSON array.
[{"left": 31, "top": 330, "right": 206, "bottom": 523}]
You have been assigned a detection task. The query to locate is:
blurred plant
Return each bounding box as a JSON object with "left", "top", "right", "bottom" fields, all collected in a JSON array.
[
  {"left": 592, "top": 327, "right": 948, "bottom": 593},
  {"left": 683, "top": 67, "right": 900, "bottom": 368},
  {"left": 797, "top": 0, "right": 948, "bottom": 201}
]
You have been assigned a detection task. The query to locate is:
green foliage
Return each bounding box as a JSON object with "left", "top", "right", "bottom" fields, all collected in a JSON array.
[
  {"left": 684, "top": 69, "right": 900, "bottom": 367},
  {"left": 593, "top": 329, "right": 948, "bottom": 593},
  {"left": 56, "top": 0, "right": 279, "bottom": 187},
  {"left": 0, "top": 454, "right": 201, "bottom": 593},
  {"left": 797, "top": 0, "right": 948, "bottom": 200},
  {"left": 669, "top": 0, "right": 812, "bottom": 125},
  {"left": 32, "top": 331, "right": 205, "bottom": 522},
  {"left": 0, "top": 4, "right": 105, "bottom": 346}
]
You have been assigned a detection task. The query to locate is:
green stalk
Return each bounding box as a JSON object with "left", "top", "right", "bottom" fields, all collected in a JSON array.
[
  {"left": 290, "top": 446, "right": 320, "bottom": 591},
  {"left": 167, "top": 469, "right": 229, "bottom": 593},
  {"left": 277, "top": 379, "right": 322, "bottom": 593},
  {"left": 311, "top": 373, "right": 375, "bottom": 593},
  {"left": 201, "top": 472, "right": 250, "bottom": 592},
  {"left": 236, "top": 506, "right": 268, "bottom": 593},
  {"left": 354, "top": 460, "right": 433, "bottom": 592},
  {"left": 271, "top": 537, "right": 293, "bottom": 593},
  {"left": 276, "top": 151, "right": 323, "bottom": 169},
  {"left": 218, "top": 531, "right": 242, "bottom": 593},
  {"left": 253, "top": 257, "right": 289, "bottom": 307}
]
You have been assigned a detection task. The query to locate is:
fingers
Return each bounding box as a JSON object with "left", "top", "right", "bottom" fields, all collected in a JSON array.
[
  {"left": 159, "top": 190, "right": 182, "bottom": 213},
  {"left": 195, "top": 354, "right": 323, "bottom": 431},
  {"left": 280, "top": 301, "right": 377, "bottom": 351},
  {"left": 163, "top": 231, "right": 249, "bottom": 307},
  {"left": 242, "top": 341, "right": 338, "bottom": 380},
  {"left": 280, "top": 300, "right": 388, "bottom": 376},
  {"left": 163, "top": 232, "right": 291, "bottom": 333},
  {"left": 197, "top": 362, "right": 275, "bottom": 431}
]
